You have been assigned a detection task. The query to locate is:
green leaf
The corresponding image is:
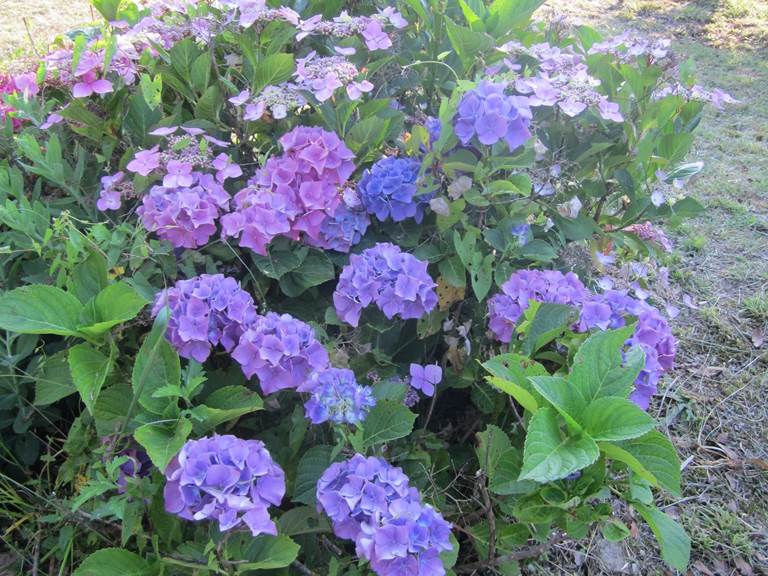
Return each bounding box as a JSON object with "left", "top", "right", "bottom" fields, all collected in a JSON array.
[
  {"left": 139, "top": 73, "right": 163, "bottom": 110},
  {"left": 438, "top": 255, "right": 466, "bottom": 288},
  {"left": 78, "top": 282, "right": 148, "bottom": 337},
  {"left": 482, "top": 353, "right": 547, "bottom": 413},
  {"left": 124, "top": 92, "right": 163, "bottom": 146},
  {"left": 362, "top": 400, "right": 417, "bottom": 449},
  {"left": 73, "top": 548, "right": 150, "bottom": 576},
  {"left": 582, "top": 397, "right": 655, "bottom": 441},
  {"left": 476, "top": 425, "right": 537, "bottom": 495},
  {"left": 253, "top": 53, "right": 295, "bottom": 91},
  {"left": 169, "top": 38, "right": 200, "bottom": 83},
  {"left": 277, "top": 506, "right": 331, "bottom": 536},
  {"left": 192, "top": 385, "right": 263, "bottom": 433},
  {"left": 294, "top": 445, "right": 335, "bottom": 506},
  {"left": 634, "top": 503, "right": 690, "bottom": 571},
  {"left": 240, "top": 535, "right": 300, "bottom": 570},
  {"left": 190, "top": 53, "right": 211, "bottom": 93},
  {"left": 134, "top": 418, "right": 192, "bottom": 472},
  {"left": 0, "top": 285, "right": 83, "bottom": 336},
  {"left": 68, "top": 252, "right": 109, "bottom": 303},
  {"left": 469, "top": 252, "right": 494, "bottom": 302},
  {"left": 602, "top": 520, "right": 631, "bottom": 542},
  {"left": 569, "top": 326, "right": 640, "bottom": 407},
  {"left": 529, "top": 376, "right": 582, "bottom": 429},
  {"left": 93, "top": 384, "right": 134, "bottom": 437},
  {"left": 68, "top": 344, "right": 112, "bottom": 414},
  {"left": 444, "top": 17, "right": 494, "bottom": 68},
  {"left": 280, "top": 249, "right": 335, "bottom": 297},
  {"left": 614, "top": 430, "right": 681, "bottom": 496},
  {"left": 132, "top": 311, "right": 180, "bottom": 415},
  {"left": 519, "top": 407, "right": 599, "bottom": 483},
  {"left": 476, "top": 425, "right": 511, "bottom": 476},
  {"left": 251, "top": 239, "right": 308, "bottom": 279},
  {"left": 520, "top": 303, "right": 577, "bottom": 355},
  {"left": 91, "top": 0, "right": 121, "bottom": 21},
  {"left": 194, "top": 85, "right": 222, "bottom": 122},
  {"left": 487, "top": 0, "right": 546, "bottom": 33},
  {"left": 486, "top": 376, "right": 539, "bottom": 414},
  {"left": 34, "top": 351, "right": 77, "bottom": 405}
]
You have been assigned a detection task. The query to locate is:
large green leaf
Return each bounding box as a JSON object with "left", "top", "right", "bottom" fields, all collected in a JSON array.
[
  {"left": 73, "top": 548, "right": 150, "bottom": 576},
  {"left": 614, "top": 430, "right": 681, "bottom": 496},
  {"left": 487, "top": 0, "right": 546, "bottom": 34},
  {"left": 521, "top": 302, "right": 577, "bottom": 355},
  {"left": 68, "top": 343, "right": 112, "bottom": 414},
  {"left": 192, "top": 385, "right": 263, "bottom": 433},
  {"left": 277, "top": 506, "right": 331, "bottom": 536},
  {"left": 293, "top": 445, "right": 335, "bottom": 506},
  {"left": 132, "top": 312, "right": 180, "bottom": 415},
  {"left": 68, "top": 252, "right": 109, "bottom": 303},
  {"left": 362, "top": 401, "right": 417, "bottom": 450},
  {"left": 253, "top": 53, "right": 295, "bottom": 91},
  {"left": 240, "top": 535, "right": 300, "bottom": 570},
  {"left": 33, "top": 351, "right": 76, "bottom": 405},
  {"left": 469, "top": 252, "right": 494, "bottom": 302},
  {"left": 445, "top": 17, "right": 494, "bottom": 69},
  {"left": 635, "top": 503, "right": 691, "bottom": 571},
  {"left": 569, "top": 326, "right": 641, "bottom": 406},
  {"left": 483, "top": 353, "right": 547, "bottom": 413},
  {"left": 529, "top": 375, "right": 582, "bottom": 429},
  {"left": 476, "top": 425, "right": 536, "bottom": 495},
  {"left": 0, "top": 285, "right": 83, "bottom": 336},
  {"left": 519, "top": 407, "right": 599, "bottom": 483},
  {"left": 279, "top": 249, "right": 335, "bottom": 297},
  {"left": 78, "top": 282, "right": 148, "bottom": 337},
  {"left": 582, "top": 397, "right": 655, "bottom": 441},
  {"left": 93, "top": 384, "right": 134, "bottom": 437},
  {"left": 134, "top": 418, "right": 192, "bottom": 472}
]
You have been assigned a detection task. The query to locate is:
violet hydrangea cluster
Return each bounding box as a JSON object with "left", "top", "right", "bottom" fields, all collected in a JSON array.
[
  {"left": 231, "top": 312, "right": 330, "bottom": 395},
  {"left": 294, "top": 52, "right": 373, "bottom": 102},
  {"left": 333, "top": 243, "right": 438, "bottom": 328},
  {"left": 300, "top": 368, "right": 376, "bottom": 425},
  {"left": 487, "top": 269, "right": 588, "bottom": 343},
  {"left": 221, "top": 125, "right": 355, "bottom": 255},
  {"left": 164, "top": 435, "right": 285, "bottom": 536},
  {"left": 453, "top": 81, "right": 532, "bottom": 151},
  {"left": 316, "top": 454, "right": 453, "bottom": 576},
  {"left": 297, "top": 8, "right": 408, "bottom": 50},
  {"left": 358, "top": 157, "right": 431, "bottom": 223},
  {"left": 306, "top": 190, "right": 370, "bottom": 253},
  {"left": 578, "top": 290, "right": 676, "bottom": 409},
  {"left": 153, "top": 274, "right": 258, "bottom": 362}
]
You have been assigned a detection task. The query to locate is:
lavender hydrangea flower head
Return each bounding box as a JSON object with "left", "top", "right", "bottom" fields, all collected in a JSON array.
[
  {"left": 296, "top": 9, "right": 407, "bottom": 51},
  {"left": 454, "top": 81, "right": 532, "bottom": 151},
  {"left": 295, "top": 52, "right": 373, "bottom": 102},
  {"left": 301, "top": 368, "right": 376, "bottom": 425},
  {"left": 358, "top": 157, "right": 431, "bottom": 223},
  {"left": 487, "top": 270, "right": 588, "bottom": 343},
  {"left": 333, "top": 243, "right": 438, "bottom": 327},
  {"left": 137, "top": 177, "right": 230, "bottom": 249},
  {"left": 578, "top": 290, "right": 676, "bottom": 409},
  {"left": 164, "top": 435, "right": 285, "bottom": 536},
  {"left": 229, "top": 84, "right": 307, "bottom": 121},
  {"left": 222, "top": 126, "right": 355, "bottom": 254},
  {"left": 316, "top": 454, "right": 453, "bottom": 576},
  {"left": 152, "top": 274, "right": 258, "bottom": 362},
  {"left": 409, "top": 364, "right": 442, "bottom": 397},
  {"left": 232, "top": 312, "right": 330, "bottom": 395},
  {"left": 306, "top": 189, "right": 370, "bottom": 253}
]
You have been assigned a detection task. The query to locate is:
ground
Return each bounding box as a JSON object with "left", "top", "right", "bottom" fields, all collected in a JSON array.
[{"left": 0, "top": 0, "right": 766, "bottom": 574}]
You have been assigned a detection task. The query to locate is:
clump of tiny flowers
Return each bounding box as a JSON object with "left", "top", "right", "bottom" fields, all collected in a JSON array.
[
  {"left": 300, "top": 368, "right": 376, "bottom": 425},
  {"left": 297, "top": 8, "right": 407, "bottom": 50},
  {"left": 221, "top": 126, "right": 355, "bottom": 255},
  {"left": 487, "top": 269, "right": 589, "bottom": 343},
  {"left": 164, "top": 435, "right": 285, "bottom": 536},
  {"left": 625, "top": 221, "right": 673, "bottom": 252},
  {"left": 578, "top": 290, "right": 676, "bottom": 409},
  {"left": 589, "top": 31, "right": 672, "bottom": 64},
  {"left": 500, "top": 42, "right": 624, "bottom": 121},
  {"left": 229, "top": 83, "right": 306, "bottom": 121},
  {"left": 152, "top": 274, "right": 258, "bottom": 362},
  {"left": 358, "top": 156, "right": 432, "bottom": 223},
  {"left": 652, "top": 83, "right": 738, "bottom": 110},
  {"left": 294, "top": 51, "right": 373, "bottom": 102},
  {"left": 333, "top": 243, "right": 438, "bottom": 328},
  {"left": 453, "top": 81, "right": 532, "bottom": 151},
  {"left": 316, "top": 454, "right": 453, "bottom": 576},
  {"left": 232, "top": 312, "right": 330, "bottom": 395}
]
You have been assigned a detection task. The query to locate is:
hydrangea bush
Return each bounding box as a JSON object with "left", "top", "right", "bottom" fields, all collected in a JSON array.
[{"left": 0, "top": 0, "right": 735, "bottom": 573}]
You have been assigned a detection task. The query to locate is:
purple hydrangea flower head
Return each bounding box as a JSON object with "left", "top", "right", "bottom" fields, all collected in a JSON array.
[
  {"left": 578, "top": 290, "right": 676, "bottom": 409},
  {"left": 295, "top": 52, "right": 372, "bottom": 102},
  {"left": 232, "top": 312, "right": 330, "bottom": 395},
  {"left": 306, "top": 189, "right": 370, "bottom": 253},
  {"left": 164, "top": 435, "right": 285, "bottom": 536},
  {"left": 487, "top": 270, "right": 588, "bottom": 343},
  {"left": 302, "top": 368, "right": 376, "bottom": 425},
  {"left": 316, "top": 454, "right": 453, "bottom": 576},
  {"left": 409, "top": 364, "right": 442, "bottom": 397},
  {"left": 137, "top": 177, "right": 230, "bottom": 249},
  {"left": 152, "top": 274, "right": 259, "bottom": 362},
  {"left": 333, "top": 243, "right": 438, "bottom": 327},
  {"left": 296, "top": 9, "right": 406, "bottom": 50},
  {"left": 230, "top": 84, "right": 307, "bottom": 121},
  {"left": 454, "top": 81, "right": 532, "bottom": 151},
  {"left": 358, "top": 157, "right": 431, "bottom": 223},
  {"left": 625, "top": 221, "right": 672, "bottom": 252},
  {"left": 222, "top": 126, "right": 355, "bottom": 254}
]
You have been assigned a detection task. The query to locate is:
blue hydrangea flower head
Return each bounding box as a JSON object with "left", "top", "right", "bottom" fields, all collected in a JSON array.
[
  {"left": 359, "top": 156, "right": 430, "bottom": 223},
  {"left": 301, "top": 368, "right": 376, "bottom": 425}
]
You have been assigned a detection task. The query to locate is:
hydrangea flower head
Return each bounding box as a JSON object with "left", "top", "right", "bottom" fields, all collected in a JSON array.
[
  {"left": 164, "top": 435, "right": 285, "bottom": 536},
  {"left": 295, "top": 52, "right": 373, "bottom": 102},
  {"left": 302, "top": 368, "right": 376, "bottom": 425},
  {"left": 333, "top": 243, "right": 438, "bottom": 327},
  {"left": 487, "top": 270, "right": 588, "bottom": 343},
  {"left": 306, "top": 189, "right": 370, "bottom": 253},
  {"left": 316, "top": 454, "right": 453, "bottom": 576},
  {"left": 152, "top": 274, "right": 258, "bottom": 362},
  {"left": 454, "top": 81, "right": 532, "bottom": 151},
  {"left": 359, "top": 157, "right": 431, "bottom": 223},
  {"left": 232, "top": 312, "right": 330, "bottom": 395}
]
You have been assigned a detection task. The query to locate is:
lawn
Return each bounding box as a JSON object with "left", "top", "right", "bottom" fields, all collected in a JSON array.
[{"left": 1, "top": 0, "right": 766, "bottom": 574}]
